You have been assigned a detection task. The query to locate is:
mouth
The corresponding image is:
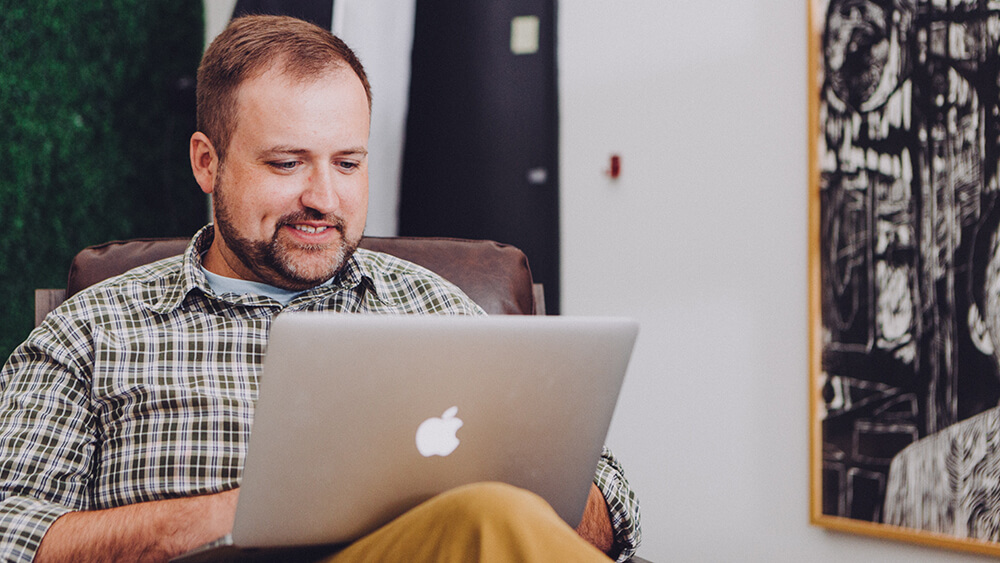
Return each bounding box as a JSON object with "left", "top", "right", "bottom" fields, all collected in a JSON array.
[
  {"left": 278, "top": 219, "right": 346, "bottom": 247},
  {"left": 291, "top": 224, "right": 331, "bottom": 234},
  {"left": 275, "top": 212, "right": 348, "bottom": 245}
]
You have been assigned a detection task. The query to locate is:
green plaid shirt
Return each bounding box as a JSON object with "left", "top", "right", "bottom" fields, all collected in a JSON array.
[{"left": 0, "top": 227, "right": 640, "bottom": 562}]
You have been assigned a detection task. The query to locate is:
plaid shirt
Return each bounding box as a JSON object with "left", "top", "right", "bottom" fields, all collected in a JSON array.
[{"left": 0, "top": 226, "right": 640, "bottom": 562}]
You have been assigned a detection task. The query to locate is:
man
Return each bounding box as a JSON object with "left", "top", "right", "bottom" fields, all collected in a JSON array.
[{"left": 0, "top": 15, "right": 640, "bottom": 562}]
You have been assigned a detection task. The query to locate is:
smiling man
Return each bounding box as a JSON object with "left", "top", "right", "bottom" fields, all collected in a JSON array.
[{"left": 0, "top": 15, "right": 640, "bottom": 562}]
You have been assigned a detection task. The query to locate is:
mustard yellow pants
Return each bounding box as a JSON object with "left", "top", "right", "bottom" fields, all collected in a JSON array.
[{"left": 324, "top": 482, "right": 612, "bottom": 562}]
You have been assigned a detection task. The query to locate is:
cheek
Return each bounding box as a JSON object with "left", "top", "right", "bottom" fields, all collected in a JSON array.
[
  {"left": 221, "top": 191, "right": 293, "bottom": 238},
  {"left": 344, "top": 174, "right": 369, "bottom": 214},
  {"left": 342, "top": 177, "right": 368, "bottom": 238},
  {"left": 236, "top": 174, "right": 297, "bottom": 216}
]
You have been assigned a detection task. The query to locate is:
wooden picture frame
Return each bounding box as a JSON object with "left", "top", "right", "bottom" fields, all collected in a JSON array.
[{"left": 809, "top": 0, "right": 1000, "bottom": 555}]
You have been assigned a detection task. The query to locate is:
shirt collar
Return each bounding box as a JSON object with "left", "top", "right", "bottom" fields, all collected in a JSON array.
[
  {"left": 146, "top": 226, "right": 216, "bottom": 314},
  {"left": 339, "top": 249, "right": 394, "bottom": 307}
]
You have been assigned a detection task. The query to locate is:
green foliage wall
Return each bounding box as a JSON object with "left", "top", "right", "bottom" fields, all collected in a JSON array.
[{"left": 0, "top": 0, "right": 207, "bottom": 359}]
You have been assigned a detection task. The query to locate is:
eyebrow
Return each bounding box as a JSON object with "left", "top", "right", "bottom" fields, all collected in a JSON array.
[{"left": 257, "top": 146, "right": 369, "bottom": 159}]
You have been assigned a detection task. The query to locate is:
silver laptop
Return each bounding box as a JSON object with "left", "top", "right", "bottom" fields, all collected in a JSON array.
[{"left": 174, "top": 313, "right": 638, "bottom": 561}]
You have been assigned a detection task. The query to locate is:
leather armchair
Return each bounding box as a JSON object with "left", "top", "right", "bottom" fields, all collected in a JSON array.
[{"left": 35, "top": 235, "right": 543, "bottom": 326}]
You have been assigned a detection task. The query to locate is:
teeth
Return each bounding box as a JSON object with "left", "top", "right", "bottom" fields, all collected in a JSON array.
[{"left": 294, "top": 225, "right": 327, "bottom": 234}]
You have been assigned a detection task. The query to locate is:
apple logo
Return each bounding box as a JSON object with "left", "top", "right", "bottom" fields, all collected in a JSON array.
[{"left": 415, "top": 406, "right": 463, "bottom": 457}]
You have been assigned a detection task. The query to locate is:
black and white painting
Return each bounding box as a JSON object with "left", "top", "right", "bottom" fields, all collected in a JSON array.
[{"left": 812, "top": 0, "right": 1000, "bottom": 552}]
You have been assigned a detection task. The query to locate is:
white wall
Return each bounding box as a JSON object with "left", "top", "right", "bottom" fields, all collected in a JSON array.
[
  {"left": 558, "top": 2, "right": 996, "bottom": 562},
  {"left": 203, "top": 0, "right": 238, "bottom": 48}
]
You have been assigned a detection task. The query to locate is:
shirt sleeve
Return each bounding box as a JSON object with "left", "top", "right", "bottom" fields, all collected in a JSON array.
[
  {"left": 593, "top": 446, "right": 641, "bottom": 562},
  {"left": 0, "top": 322, "right": 95, "bottom": 562}
]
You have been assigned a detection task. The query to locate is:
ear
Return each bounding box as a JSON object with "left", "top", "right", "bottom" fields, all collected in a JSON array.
[{"left": 190, "top": 132, "right": 220, "bottom": 195}]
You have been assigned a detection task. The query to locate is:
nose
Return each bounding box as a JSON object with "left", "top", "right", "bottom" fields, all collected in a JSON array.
[{"left": 300, "top": 166, "right": 340, "bottom": 214}]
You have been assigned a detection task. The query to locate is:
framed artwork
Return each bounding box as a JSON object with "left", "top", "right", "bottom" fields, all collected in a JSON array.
[{"left": 810, "top": 0, "right": 1000, "bottom": 555}]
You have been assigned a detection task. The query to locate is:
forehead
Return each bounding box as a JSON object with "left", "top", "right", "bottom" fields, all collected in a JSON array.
[{"left": 229, "top": 64, "right": 370, "bottom": 147}]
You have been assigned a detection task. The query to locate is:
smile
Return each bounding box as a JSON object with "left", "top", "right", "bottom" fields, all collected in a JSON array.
[{"left": 292, "top": 224, "right": 329, "bottom": 234}]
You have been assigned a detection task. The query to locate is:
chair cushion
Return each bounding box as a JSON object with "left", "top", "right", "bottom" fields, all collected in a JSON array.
[{"left": 66, "top": 236, "right": 536, "bottom": 315}]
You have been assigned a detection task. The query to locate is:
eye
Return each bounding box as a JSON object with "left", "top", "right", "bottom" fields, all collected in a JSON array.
[
  {"left": 336, "top": 160, "right": 360, "bottom": 173},
  {"left": 267, "top": 160, "right": 301, "bottom": 172}
]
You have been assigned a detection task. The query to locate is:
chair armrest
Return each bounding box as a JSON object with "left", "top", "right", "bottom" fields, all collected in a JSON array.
[
  {"left": 35, "top": 289, "right": 67, "bottom": 327},
  {"left": 532, "top": 284, "right": 546, "bottom": 315}
]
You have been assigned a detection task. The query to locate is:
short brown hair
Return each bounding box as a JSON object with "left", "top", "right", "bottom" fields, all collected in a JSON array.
[{"left": 196, "top": 15, "right": 372, "bottom": 160}]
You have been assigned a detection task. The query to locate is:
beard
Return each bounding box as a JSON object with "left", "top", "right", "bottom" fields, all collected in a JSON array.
[{"left": 212, "top": 175, "right": 361, "bottom": 291}]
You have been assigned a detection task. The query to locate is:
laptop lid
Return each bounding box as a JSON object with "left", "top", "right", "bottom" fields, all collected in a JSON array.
[{"left": 231, "top": 313, "right": 639, "bottom": 548}]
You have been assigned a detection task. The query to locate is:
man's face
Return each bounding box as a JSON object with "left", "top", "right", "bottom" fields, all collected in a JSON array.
[{"left": 200, "top": 64, "right": 370, "bottom": 290}]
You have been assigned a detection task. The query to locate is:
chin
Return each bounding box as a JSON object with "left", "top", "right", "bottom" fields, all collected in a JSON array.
[{"left": 277, "top": 247, "right": 352, "bottom": 287}]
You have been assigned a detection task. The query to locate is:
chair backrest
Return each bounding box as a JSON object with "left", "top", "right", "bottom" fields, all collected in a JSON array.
[{"left": 59, "top": 236, "right": 538, "bottom": 316}]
